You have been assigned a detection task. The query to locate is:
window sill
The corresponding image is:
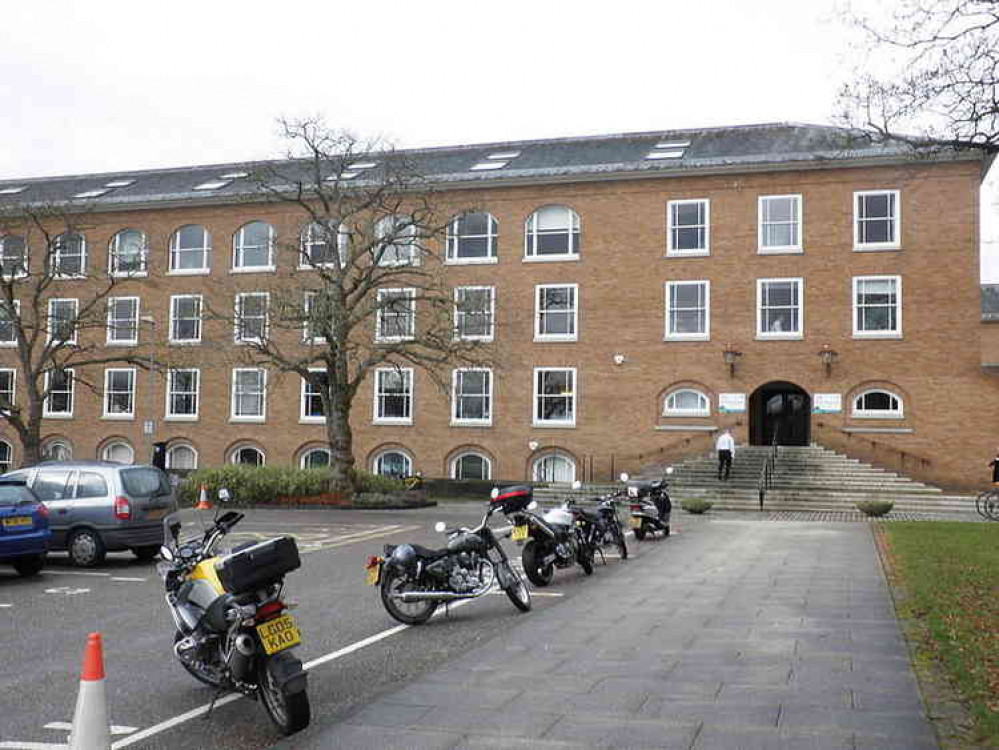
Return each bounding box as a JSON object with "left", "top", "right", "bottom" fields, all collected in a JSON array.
[
  {"left": 655, "top": 424, "right": 718, "bottom": 432},
  {"left": 169, "top": 340, "right": 202, "bottom": 346},
  {"left": 852, "top": 332, "right": 903, "bottom": 340},
  {"left": 446, "top": 257, "right": 498, "bottom": 266},
  {"left": 298, "top": 263, "right": 344, "bottom": 271},
  {"left": 450, "top": 420, "right": 493, "bottom": 428},
  {"left": 166, "top": 269, "right": 211, "bottom": 276},
  {"left": 523, "top": 255, "right": 580, "bottom": 263},
  {"left": 299, "top": 417, "right": 326, "bottom": 424},
  {"left": 841, "top": 426, "right": 914, "bottom": 434},
  {"left": 664, "top": 334, "right": 710, "bottom": 342},
  {"left": 531, "top": 421, "right": 576, "bottom": 429},
  {"left": 165, "top": 415, "right": 199, "bottom": 422},
  {"left": 851, "top": 413, "right": 905, "bottom": 420},
  {"left": 853, "top": 245, "right": 901, "bottom": 253},
  {"left": 110, "top": 271, "right": 148, "bottom": 279},
  {"left": 757, "top": 247, "right": 803, "bottom": 255},
  {"left": 231, "top": 266, "right": 276, "bottom": 275},
  {"left": 665, "top": 250, "right": 709, "bottom": 258},
  {"left": 0, "top": 343, "right": 18, "bottom": 348},
  {"left": 231, "top": 417, "right": 266, "bottom": 423},
  {"left": 455, "top": 335, "right": 495, "bottom": 343},
  {"left": 42, "top": 413, "right": 74, "bottom": 420},
  {"left": 374, "top": 419, "right": 413, "bottom": 426},
  {"left": 755, "top": 333, "right": 804, "bottom": 341},
  {"left": 106, "top": 341, "right": 138, "bottom": 347},
  {"left": 101, "top": 414, "right": 135, "bottom": 421},
  {"left": 534, "top": 336, "right": 578, "bottom": 343},
  {"left": 376, "top": 337, "right": 416, "bottom": 344},
  {"left": 661, "top": 411, "right": 711, "bottom": 418},
  {"left": 53, "top": 274, "right": 87, "bottom": 281}
]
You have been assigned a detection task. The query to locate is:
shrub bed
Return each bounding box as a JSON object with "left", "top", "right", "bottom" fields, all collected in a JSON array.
[
  {"left": 856, "top": 499, "right": 894, "bottom": 517},
  {"left": 680, "top": 498, "right": 713, "bottom": 514}
]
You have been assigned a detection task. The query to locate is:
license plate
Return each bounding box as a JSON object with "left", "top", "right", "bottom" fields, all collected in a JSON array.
[
  {"left": 146, "top": 507, "right": 169, "bottom": 520},
  {"left": 256, "top": 614, "right": 301, "bottom": 655},
  {"left": 511, "top": 524, "right": 528, "bottom": 542},
  {"left": 629, "top": 517, "right": 642, "bottom": 529},
  {"left": 365, "top": 560, "right": 382, "bottom": 586},
  {"left": 2, "top": 516, "right": 32, "bottom": 529}
]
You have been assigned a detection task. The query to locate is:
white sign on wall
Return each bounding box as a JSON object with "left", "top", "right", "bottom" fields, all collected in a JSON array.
[
  {"left": 812, "top": 393, "right": 842, "bottom": 414},
  {"left": 718, "top": 393, "right": 746, "bottom": 413}
]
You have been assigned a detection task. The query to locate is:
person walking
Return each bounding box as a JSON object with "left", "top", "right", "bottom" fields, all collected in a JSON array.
[
  {"left": 989, "top": 447, "right": 999, "bottom": 485},
  {"left": 716, "top": 428, "right": 735, "bottom": 481}
]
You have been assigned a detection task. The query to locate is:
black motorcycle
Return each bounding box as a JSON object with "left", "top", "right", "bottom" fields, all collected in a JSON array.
[
  {"left": 578, "top": 490, "right": 628, "bottom": 560},
  {"left": 622, "top": 467, "right": 673, "bottom": 541},
  {"left": 508, "top": 489, "right": 595, "bottom": 586},
  {"left": 365, "top": 486, "right": 532, "bottom": 625}
]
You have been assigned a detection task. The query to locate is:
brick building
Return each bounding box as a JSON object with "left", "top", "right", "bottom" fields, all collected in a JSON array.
[{"left": 0, "top": 123, "right": 994, "bottom": 490}]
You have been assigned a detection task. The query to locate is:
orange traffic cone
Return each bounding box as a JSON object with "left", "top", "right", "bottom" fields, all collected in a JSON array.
[
  {"left": 69, "top": 632, "right": 110, "bottom": 750},
  {"left": 196, "top": 484, "right": 212, "bottom": 510}
]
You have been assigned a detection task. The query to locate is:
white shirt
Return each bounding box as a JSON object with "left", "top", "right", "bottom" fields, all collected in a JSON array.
[{"left": 716, "top": 432, "right": 735, "bottom": 453}]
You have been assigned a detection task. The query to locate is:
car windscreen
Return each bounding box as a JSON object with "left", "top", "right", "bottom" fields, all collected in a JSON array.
[
  {"left": 121, "top": 468, "right": 171, "bottom": 497},
  {"left": 0, "top": 485, "right": 36, "bottom": 507}
]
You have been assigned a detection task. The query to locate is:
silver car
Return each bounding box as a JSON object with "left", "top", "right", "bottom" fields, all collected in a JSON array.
[{"left": 2, "top": 461, "right": 176, "bottom": 566}]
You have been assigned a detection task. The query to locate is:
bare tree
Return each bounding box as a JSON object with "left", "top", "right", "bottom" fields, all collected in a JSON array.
[
  {"left": 0, "top": 203, "right": 152, "bottom": 466},
  {"left": 217, "top": 118, "right": 490, "bottom": 496},
  {"left": 837, "top": 0, "right": 999, "bottom": 153}
]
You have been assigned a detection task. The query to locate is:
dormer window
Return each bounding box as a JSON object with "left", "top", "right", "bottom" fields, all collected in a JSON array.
[{"left": 525, "top": 205, "right": 580, "bottom": 261}]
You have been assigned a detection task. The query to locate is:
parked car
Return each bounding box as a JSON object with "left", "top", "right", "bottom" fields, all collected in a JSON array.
[
  {"left": 0, "top": 478, "right": 50, "bottom": 577},
  {"left": 1, "top": 462, "right": 176, "bottom": 567}
]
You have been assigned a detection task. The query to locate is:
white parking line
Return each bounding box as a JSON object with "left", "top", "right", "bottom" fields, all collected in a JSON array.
[
  {"left": 44, "top": 721, "right": 136, "bottom": 734},
  {"left": 110, "top": 577, "right": 147, "bottom": 582},
  {"left": 0, "top": 742, "right": 67, "bottom": 749},
  {"left": 45, "top": 570, "right": 111, "bottom": 577},
  {"left": 0, "top": 603, "right": 11, "bottom": 608}
]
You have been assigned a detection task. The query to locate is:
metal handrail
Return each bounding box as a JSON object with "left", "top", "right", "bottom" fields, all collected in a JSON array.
[{"left": 757, "top": 428, "right": 779, "bottom": 510}]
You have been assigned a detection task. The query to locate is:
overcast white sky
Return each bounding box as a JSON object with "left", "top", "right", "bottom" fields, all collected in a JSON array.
[{"left": 1, "top": 1, "right": 996, "bottom": 277}]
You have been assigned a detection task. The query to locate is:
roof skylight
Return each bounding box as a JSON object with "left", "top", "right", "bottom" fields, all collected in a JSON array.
[
  {"left": 349, "top": 162, "right": 377, "bottom": 170},
  {"left": 0, "top": 187, "right": 26, "bottom": 195},
  {"left": 104, "top": 179, "right": 135, "bottom": 188},
  {"left": 192, "top": 180, "right": 231, "bottom": 191},
  {"left": 470, "top": 161, "right": 508, "bottom": 171},
  {"left": 487, "top": 151, "right": 521, "bottom": 160},
  {"left": 645, "top": 139, "right": 691, "bottom": 161},
  {"left": 74, "top": 189, "right": 111, "bottom": 198},
  {"left": 218, "top": 171, "right": 248, "bottom": 179},
  {"left": 646, "top": 150, "right": 685, "bottom": 160}
]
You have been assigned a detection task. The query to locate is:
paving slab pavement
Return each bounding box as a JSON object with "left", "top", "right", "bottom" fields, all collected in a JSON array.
[{"left": 285, "top": 516, "right": 938, "bottom": 749}]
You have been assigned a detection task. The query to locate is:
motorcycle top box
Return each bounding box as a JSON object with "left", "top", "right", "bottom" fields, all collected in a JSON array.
[
  {"left": 216, "top": 536, "right": 301, "bottom": 594},
  {"left": 490, "top": 485, "right": 533, "bottom": 514}
]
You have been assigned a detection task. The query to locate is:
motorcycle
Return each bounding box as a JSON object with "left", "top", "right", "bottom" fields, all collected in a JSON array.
[
  {"left": 365, "top": 485, "right": 532, "bottom": 625},
  {"left": 621, "top": 467, "right": 673, "bottom": 541},
  {"left": 508, "top": 487, "right": 595, "bottom": 586},
  {"left": 157, "top": 489, "right": 310, "bottom": 735},
  {"left": 578, "top": 488, "right": 628, "bottom": 561}
]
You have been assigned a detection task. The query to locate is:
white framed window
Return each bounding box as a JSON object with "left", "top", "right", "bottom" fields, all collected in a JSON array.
[
  {"left": 665, "top": 280, "right": 710, "bottom": 340},
  {"left": 533, "top": 367, "right": 576, "bottom": 427},
  {"left": 0, "top": 368, "right": 16, "bottom": 414},
  {"left": 525, "top": 205, "right": 580, "bottom": 260},
  {"left": 51, "top": 233, "right": 86, "bottom": 277},
  {"left": 376, "top": 288, "right": 416, "bottom": 342},
  {"left": 231, "top": 368, "right": 266, "bottom": 421},
  {"left": 170, "top": 295, "right": 202, "bottom": 344},
  {"left": 300, "top": 369, "right": 328, "bottom": 423},
  {"left": 0, "top": 439, "right": 12, "bottom": 472},
  {"left": 102, "top": 441, "right": 134, "bottom": 464},
  {"left": 663, "top": 388, "right": 710, "bottom": 417},
  {"left": 43, "top": 368, "right": 74, "bottom": 417},
  {"left": 234, "top": 292, "right": 269, "bottom": 344},
  {"left": 447, "top": 212, "right": 498, "bottom": 264},
  {"left": 532, "top": 451, "right": 575, "bottom": 483},
  {"left": 233, "top": 221, "right": 275, "bottom": 272},
  {"left": 166, "top": 443, "right": 198, "bottom": 470},
  {"left": 300, "top": 221, "right": 349, "bottom": 268},
  {"left": 854, "top": 190, "right": 900, "bottom": 251},
  {"left": 534, "top": 284, "right": 578, "bottom": 342},
  {"left": 451, "top": 452, "right": 491, "bottom": 480},
  {"left": 103, "top": 368, "right": 135, "bottom": 419},
  {"left": 166, "top": 368, "right": 199, "bottom": 420},
  {"left": 108, "top": 229, "right": 148, "bottom": 276},
  {"left": 42, "top": 439, "right": 72, "bottom": 461},
  {"left": 168, "top": 224, "right": 211, "bottom": 274},
  {"left": 756, "top": 278, "right": 803, "bottom": 339},
  {"left": 47, "top": 298, "right": 78, "bottom": 345},
  {"left": 452, "top": 369, "right": 492, "bottom": 426},
  {"left": 374, "top": 368, "right": 413, "bottom": 425},
  {"left": 667, "top": 199, "right": 709, "bottom": 256},
  {"left": 0, "top": 300, "right": 20, "bottom": 346},
  {"left": 375, "top": 215, "right": 419, "bottom": 266},
  {"left": 373, "top": 450, "right": 412, "bottom": 478},
  {"left": 454, "top": 286, "right": 495, "bottom": 341},
  {"left": 853, "top": 275, "right": 902, "bottom": 338},
  {"left": 852, "top": 389, "right": 903, "bottom": 419},
  {"left": 107, "top": 297, "right": 139, "bottom": 345},
  {"left": 230, "top": 445, "right": 265, "bottom": 466},
  {"left": 303, "top": 291, "right": 327, "bottom": 344},
  {"left": 300, "top": 447, "right": 331, "bottom": 469},
  {"left": 0, "top": 235, "right": 27, "bottom": 277},
  {"left": 758, "top": 195, "right": 802, "bottom": 253}
]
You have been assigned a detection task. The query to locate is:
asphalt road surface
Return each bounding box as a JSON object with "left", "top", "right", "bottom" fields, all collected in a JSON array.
[{"left": 0, "top": 503, "right": 636, "bottom": 749}]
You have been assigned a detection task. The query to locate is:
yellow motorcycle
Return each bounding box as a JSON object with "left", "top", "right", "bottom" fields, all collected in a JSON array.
[{"left": 158, "top": 489, "right": 309, "bottom": 735}]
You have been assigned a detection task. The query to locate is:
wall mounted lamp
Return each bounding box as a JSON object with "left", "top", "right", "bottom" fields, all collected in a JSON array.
[
  {"left": 722, "top": 342, "right": 742, "bottom": 377},
  {"left": 528, "top": 440, "right": 539, "bottom": 452},
  {"left": 818, "top": 343, "right": 839, "bottom": 376},
  {"left": 613, "top": 353, "right": 626, "bottom": 366}
]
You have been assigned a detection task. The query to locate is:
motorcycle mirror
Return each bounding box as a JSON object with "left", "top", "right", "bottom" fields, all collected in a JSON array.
[
  {"left": 666, "top": 467, "right": 675, "bottom": 475},
  {"left": 527, "top": 500, "right": 538, "bottom": 510},
  {"left": 218, "top": 488, "right": 231, "bottom": 502},
  {"left": 490, "top": 488, "right": 499, "bottom": 499},
  {"left": 159, "top": 545, "right": 174, "bottom": 562},
  {"left": 571, "top": 480, "right": 581, "bottom": 490},
  {"left": 620, "top": 472, "right": 630, "bottom": 482},
  {"left": 434, "top": 521, "right": 446, "bottom": 533}
]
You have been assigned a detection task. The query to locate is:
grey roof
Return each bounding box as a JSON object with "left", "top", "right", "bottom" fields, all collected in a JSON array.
[
  {"left": 982, "top": 284, "right": 999, "bottom": 321},
  {"left": 0, "top": 122, "right": 984, "bottom": 211}
]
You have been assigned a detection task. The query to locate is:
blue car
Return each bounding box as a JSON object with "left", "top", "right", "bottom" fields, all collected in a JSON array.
[{"left": 0, "top": 479, "right": 50, "bottom": 577}]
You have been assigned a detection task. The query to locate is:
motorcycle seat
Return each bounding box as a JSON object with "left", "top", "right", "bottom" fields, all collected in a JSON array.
[
  {"left": 627, "top": 479, "right": 662, "bottom": 494},
  {"left": 576, "top": 508, "right": 602, "bottom": 522},
  {"left": 411, "top": 544, "right": 450, "bottom": 561}
]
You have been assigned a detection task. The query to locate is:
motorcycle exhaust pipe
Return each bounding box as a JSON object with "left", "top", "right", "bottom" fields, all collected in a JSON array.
[
  {"left": 228, "top": 633, "right": 256, "bottom": 680},
  {"left": 394, "top": 588, "right": 490, "bottom": 602}
]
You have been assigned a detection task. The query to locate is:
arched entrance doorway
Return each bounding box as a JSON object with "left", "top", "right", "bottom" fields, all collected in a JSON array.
[{"left": 750, "top": 381, "right": 810, "bottom": 446}]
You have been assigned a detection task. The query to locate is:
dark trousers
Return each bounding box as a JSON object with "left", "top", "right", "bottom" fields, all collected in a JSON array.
[{"left": 717, "top": 450, "right": 732, "bottom": 480}]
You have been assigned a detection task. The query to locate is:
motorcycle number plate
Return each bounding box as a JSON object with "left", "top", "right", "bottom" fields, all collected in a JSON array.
[
  {"left": 365, "top": 561, "right": 382, "bottom": 586},
  {"left": 511, "top": 525, "right": 528, "bottom": 542},
  {"left": 629, "top": 517, "right": 642, "bottom": 529},
  {"left": 256, "top": 615, "right": 301, "bottom": 655}
]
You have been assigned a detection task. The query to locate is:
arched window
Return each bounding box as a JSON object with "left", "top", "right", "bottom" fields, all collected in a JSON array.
[
  {"left": 0, "top": 439, "right": 12, "bottom": 472},
  {"left": 101, "top": 441, "right": 134, "bottom": 464},
  {"left": 300, "top": 447, "right": 331, "bottom": 469},
  {"left": 233, "top": 221, "right": 275, "bottom": 271},
  {"left": 51, "top": 233, "right": 86, "bottom": 276},
  {"left": 108, "top": 229, "right": 148, "bottom": 276},
  {"left": 166, "top": 443, "right": 198, "bottom": 470},
  {"left": 852, "top": 389, "right": 903, "bottom": 418},
  {"left": 300, "top": 221, "right": 349, "bottom": 268},
  {"left": 0, "top": 235, "right": 27, "bottom": 276},
  {"left": 451, "top": 452, "right": 491, "bottom": 480},
  {"left": 42, "top": 439, "right": 72, "bottom": 462},
  {"left": 525, "top": 205, "right": 580, "bottom": 259},
  {"left": 447, "top": 213, "right": 498, "bottom": 263},
  {"left": 532, "top": 452, "right": 575, "bottom": 484},
  {"left": 374, "top": 215, "right": 418, "bottom": 266},
  {"left": 169, "top": 225, "right": 211, "bottom": 273},
  {"left": 663, "top": 388, "right": 710, "bottom": 417},
  {"left": 230, "top": 445, "right": 265, "bottom": 466},
  {"left": 373, "top": 450, "right": 412, "bottom": 478}
]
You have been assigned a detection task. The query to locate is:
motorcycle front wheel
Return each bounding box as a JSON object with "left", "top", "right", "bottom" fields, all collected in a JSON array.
[
  {"left": 577, "top": 543, "right": 594, "bottom": 575},
  {"left": 257, "top": 656, "right": 310, "bottom": 736},
  {"left": 173, "top": 631, "right": 222, "bottom": 688},
  {"left": 500, "top": 562, "right": 532, "bottom": 612},
  {"left": 521, "top": 540, "right": 554, "bottom": 587},
  {"left": 612, "top": 525, "right": 629, "bottom": 559},
  {"left": 379, "top": 568, "right": 438, "bottom": 625}
]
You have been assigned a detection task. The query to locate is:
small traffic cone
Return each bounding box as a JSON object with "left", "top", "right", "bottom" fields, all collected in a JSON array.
[
  {"left": 195, "top": 484, "right": 212, "bottom": 510},
  {"left": 69, "top": 632, "right": 110, "bottom": 750}
]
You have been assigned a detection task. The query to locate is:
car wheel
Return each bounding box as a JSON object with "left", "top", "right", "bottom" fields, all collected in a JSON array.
[
  {"left": 68, "top": 529, "right": 106, "bottom": 568},
  {"left": 132, "top": 546, "right": 160, "bottom": 562},
  {"left": 13, "top": 554, "right": 45, "bottom": 577}
]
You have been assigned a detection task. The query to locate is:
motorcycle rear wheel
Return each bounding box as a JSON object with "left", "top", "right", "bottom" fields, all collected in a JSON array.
[
  {"left": 578, "top": 544, "right": 594, "bottom": 575},
  {"left": 634, "top": 523, "right": 647, "bottom": 541},
  {"left": 500, "top": 562, "right": 532, "bottom": 612},
  {"left": 257, "top": 656, "right": 310, "bottom": 736},
  {"left": 521, "top": 540, "right": 554, "bottom": 587},
  {"left": 380, "top": 568, "right": 438, "bottom": 625},
  {"left": 613, "top": 526, "right": 629, "bottom": 559},
  {"left": 173, "top": 631, "right": 222, "bottom": 688}
]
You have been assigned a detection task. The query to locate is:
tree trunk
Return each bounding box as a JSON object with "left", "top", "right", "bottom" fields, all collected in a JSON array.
[
  {"left": 326, "top": 394, "right": 356, "bottom": 499},
  {"left": 20, "top": 398, "right": 43, "bottom": 467}
]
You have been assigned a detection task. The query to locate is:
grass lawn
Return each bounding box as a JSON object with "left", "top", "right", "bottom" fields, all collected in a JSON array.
[{"left": 884, "top": 522, "right": 999, "bottom": 746}]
